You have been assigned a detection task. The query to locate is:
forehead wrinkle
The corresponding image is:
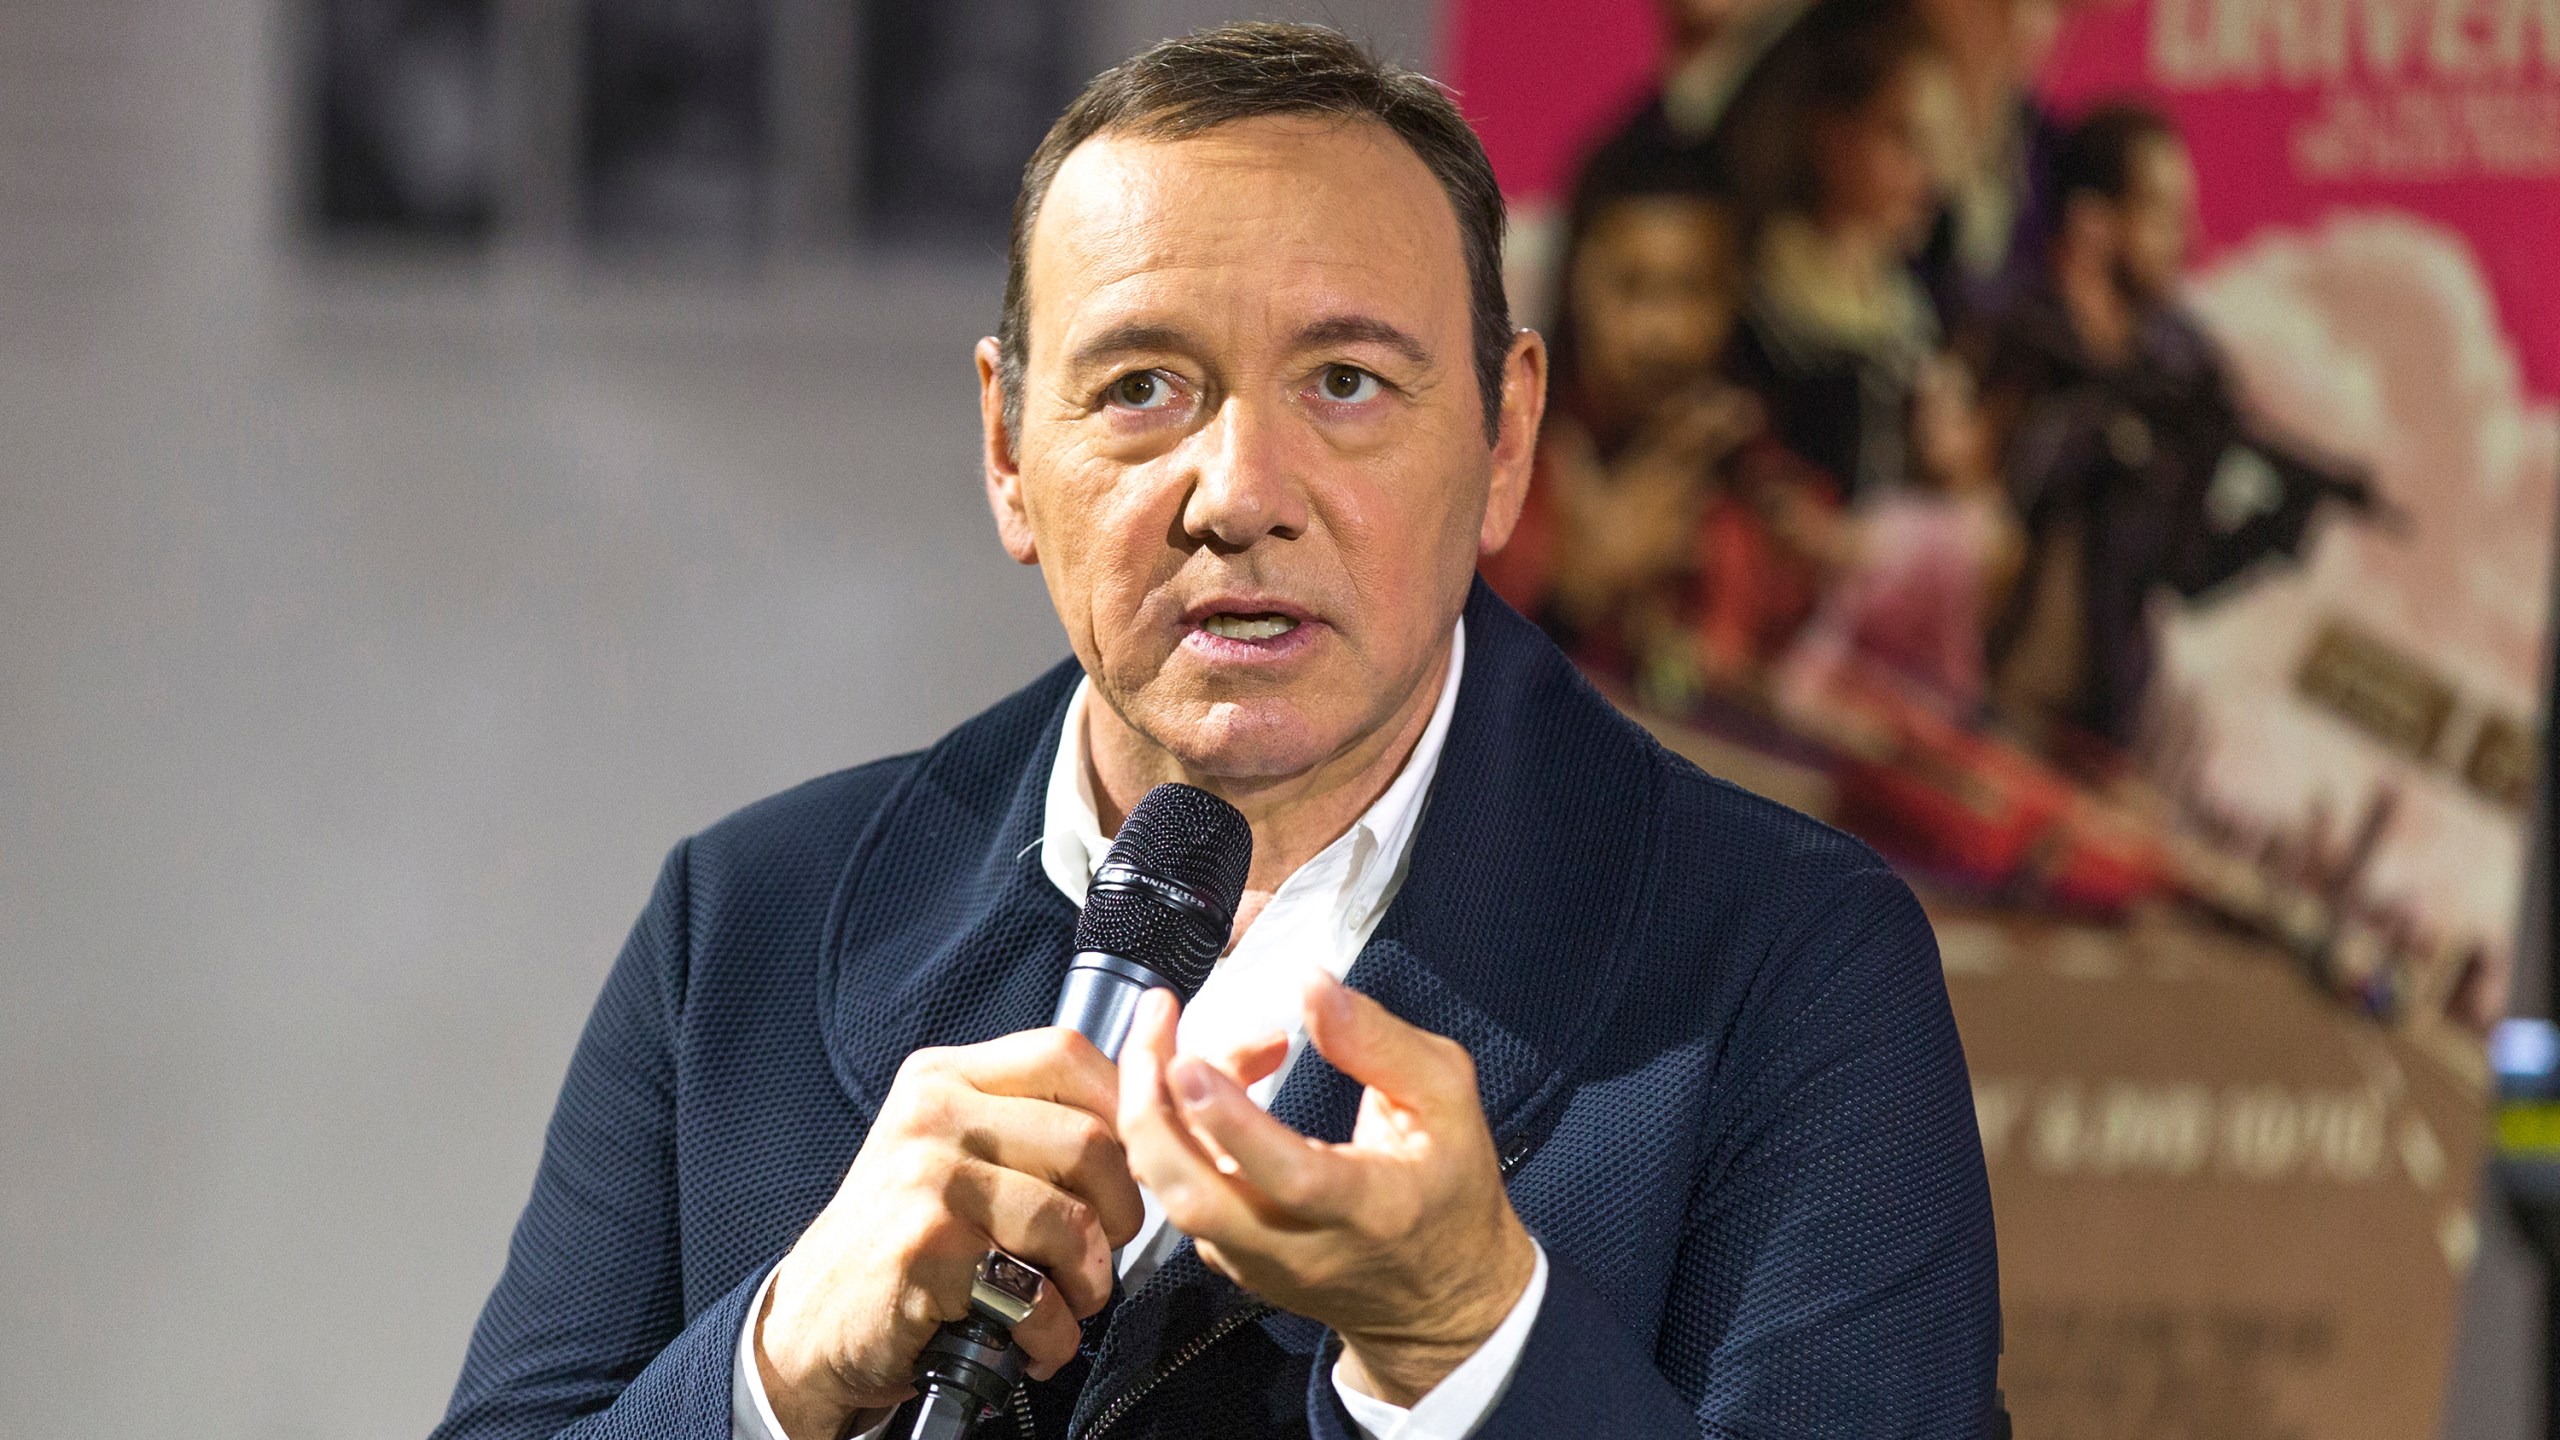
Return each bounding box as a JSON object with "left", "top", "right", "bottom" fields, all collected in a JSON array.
[
  {"left": 1053, "top": 185, "right": 1439, "bottom": 301},
  {"left": 1023, "top": 120, "right": 1467, "bottom": 378},
  {"left": 1057, "top": 267, "right": 1444, "bottom": 396}
]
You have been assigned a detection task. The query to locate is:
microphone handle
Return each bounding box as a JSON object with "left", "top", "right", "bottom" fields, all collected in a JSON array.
[
  {"left": 903, "top": 952, "right": 1171, "bottom": 1440},
  {"left": 1049, "top": 951, "right": 1173, "bottom": 1062},
  {"left": 905, "top": 1316, "right": 1026, "bottom": 1440}
]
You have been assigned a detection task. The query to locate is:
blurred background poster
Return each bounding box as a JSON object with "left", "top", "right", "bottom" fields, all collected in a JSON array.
[
  {"left": 1459, "top": 0, "right": 2558, "bottom": 1017},
  {"left": 2037, "top": 0, "right": 2560, "bottom": 1028},
  {"left": 1451, "top": 0, "right": 2555, "bottom": 1022},
  {"left": 1446, "top": 0, "right": 2556, "bottom": 1432}
]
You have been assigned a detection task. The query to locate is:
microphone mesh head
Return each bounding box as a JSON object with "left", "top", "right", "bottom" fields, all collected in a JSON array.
[{"left": 1072, "top": 782, "right": 1252, "bottom": 1000}]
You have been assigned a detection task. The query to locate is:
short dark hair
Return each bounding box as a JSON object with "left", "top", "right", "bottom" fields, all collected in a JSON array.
[
  {"left": 998, "top": 22, "right": 1512, "bottom": 444},
  {"left": 2054, "top": 102, "right": 2182, "bottom": 206}
]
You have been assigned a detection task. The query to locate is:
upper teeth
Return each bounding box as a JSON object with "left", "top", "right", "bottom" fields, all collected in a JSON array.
[{"left": 1204, "top": 614, "right": 1296, "bottom": 640}]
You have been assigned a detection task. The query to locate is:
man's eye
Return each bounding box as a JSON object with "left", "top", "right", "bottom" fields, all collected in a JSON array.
[
  {"left": 1108, "top": 371, "right": 1173, "bottom": 410},
  {"left": 1318, "top": 366, "right": 1382, "bottom": 404}
]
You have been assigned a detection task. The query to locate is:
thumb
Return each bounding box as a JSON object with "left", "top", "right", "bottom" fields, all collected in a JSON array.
[{"left": 1300, "top": 972, "right": 1479, "bottom": 1124}]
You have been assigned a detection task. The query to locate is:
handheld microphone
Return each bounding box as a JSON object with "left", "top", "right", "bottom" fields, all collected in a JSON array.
[{"left": 904, "top": 782, "right": 1252, "bottom": 1440}]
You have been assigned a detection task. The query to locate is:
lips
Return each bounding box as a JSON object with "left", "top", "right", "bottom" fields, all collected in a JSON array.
[{"left": 1179, "top": 597, "right": 1320, "bottom": 660}]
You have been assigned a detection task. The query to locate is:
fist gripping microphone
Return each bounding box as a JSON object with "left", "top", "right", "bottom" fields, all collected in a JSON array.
[{"left": 905, "top": 783, "right": 1252, "bottom": 1440}]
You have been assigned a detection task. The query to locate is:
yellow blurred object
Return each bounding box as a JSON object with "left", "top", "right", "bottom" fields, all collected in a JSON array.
[{"left": 2496, "top": 1100, "right": 2560, "bottom": 1155}]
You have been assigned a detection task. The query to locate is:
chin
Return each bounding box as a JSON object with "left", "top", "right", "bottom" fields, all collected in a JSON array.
[{"left": 1145, "top": 693, "right": 1356, "bottom": 784}]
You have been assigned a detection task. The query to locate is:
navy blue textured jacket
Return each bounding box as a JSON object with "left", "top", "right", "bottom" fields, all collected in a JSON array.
[{"left": 436, "top": 583, "right": 2000, "bottom": 1440}]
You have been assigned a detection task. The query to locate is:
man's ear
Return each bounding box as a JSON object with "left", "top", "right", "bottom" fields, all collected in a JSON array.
[
  {"left": 977, "top": 337, "right": 1039, "bottom": 565},
  {"left": 1479, "top": 328, "right": 1549, "bottom": 556}
]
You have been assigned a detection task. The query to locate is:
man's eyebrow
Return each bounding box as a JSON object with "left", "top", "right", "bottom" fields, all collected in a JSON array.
[
  {"left": 1061, "top": 315, "right": 1435, "bottom": 371},
  {"left": 1295, "top": 315, "right": 1433, "bottom": 367},
  {"left": 1065, "top": 323, "right": 1195, "bottom": 372}
]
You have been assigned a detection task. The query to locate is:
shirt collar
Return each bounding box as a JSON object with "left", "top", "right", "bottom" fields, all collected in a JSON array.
[{"left": 1039, "top": 619, "right": 1467, "bottom": 917}]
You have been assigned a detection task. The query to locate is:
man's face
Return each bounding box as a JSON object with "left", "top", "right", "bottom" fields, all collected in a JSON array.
[
  {"left": 979, "top": 116, "right": 1542, "bottom": 784},
  {"left": 2115, "top": 135, "right": 2196, "bottom": 305}
]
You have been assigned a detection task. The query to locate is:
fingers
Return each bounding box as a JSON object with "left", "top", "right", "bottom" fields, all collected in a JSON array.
[
  {"left": 1167, "top": 1052, "right": 1361, "bottom": 1225},
  {"left": 1011, "top": 1286, "right": 1081, "bottom": 1382},
  {"left": 1300, "top": 972, "right": 1478, "bottom": 1127},
  {"left": 1210, "top": 1030, "right": 1291, "bottom": 1089},
  {"left": 922, "top": 1027, "right": 1121, "bottom": 1121},
  {"left": 942, "top": 1157, "right": 1116, "bottom": 1319},
  {"left": 956, "top": 1094, "right": 1147, "bottom": 1249},
  {"left": 1117, "top": 989, "right": 1267, "bottom": 1243},
  {"left": 1115, "top": 989, "right": 1210, "bottom": 1179}
]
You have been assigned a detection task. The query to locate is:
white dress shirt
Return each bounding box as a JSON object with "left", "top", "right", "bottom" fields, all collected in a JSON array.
[{"left": 735, "top": 620, "right": 1548, "bottom": 1440}]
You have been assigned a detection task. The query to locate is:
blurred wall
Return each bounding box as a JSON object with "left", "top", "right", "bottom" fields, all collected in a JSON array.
[{"left": 0, "top": 1, "right": 1431, "bottom": 1435}]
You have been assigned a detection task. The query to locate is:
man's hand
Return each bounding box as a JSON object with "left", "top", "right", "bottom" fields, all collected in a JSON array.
[
  {"left": 1117, "top": 974, "right": 1538, "bottom": 1408},
  {"left": 756, "top": 1029, "right": 1145, "bottom": 1440}
]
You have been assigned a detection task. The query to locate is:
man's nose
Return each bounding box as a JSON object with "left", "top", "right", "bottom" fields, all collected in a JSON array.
[{"left": 1179, "top": 393, "right": 1310, "bottom": 550}]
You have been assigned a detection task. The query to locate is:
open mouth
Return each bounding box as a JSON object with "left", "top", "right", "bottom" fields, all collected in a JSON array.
[{"left": 1198, "top": 613, "right": 1300, "bottom": 642}]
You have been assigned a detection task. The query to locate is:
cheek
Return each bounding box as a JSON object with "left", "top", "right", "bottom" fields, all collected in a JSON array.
[
  {"left": 1324, "top": 451, "right": 1486, "bottom": 620},
  {"left": 1023, "top": 446, "right": 1186, "bottom": 622}
]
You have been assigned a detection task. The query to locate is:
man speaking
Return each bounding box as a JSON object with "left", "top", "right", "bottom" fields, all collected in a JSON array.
[{"left": 434, "top": 23, "right": 1998, "bottom": 1440}]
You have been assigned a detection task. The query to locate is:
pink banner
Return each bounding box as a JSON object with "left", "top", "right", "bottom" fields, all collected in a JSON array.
[
  {"left": 2040, "top": 0, "right": 2560, "bottom": 399},
  {"left": 1449, "top": 0, "right": 2560, "bottom": 397},
  {"left": 1444, "top": 1, "right": 1661, "bottom": 199}
]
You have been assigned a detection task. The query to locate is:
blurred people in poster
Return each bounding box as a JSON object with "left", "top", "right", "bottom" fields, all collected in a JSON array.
[
  {"left": 1981, "top": 103, "right": 2394, "bottom": 757},
  {"left": 1725, "top": 0, "right": 1947, "bottom": 500},
  {"left": 1572, "top": 0, "right": 1813, "bottom": 211},
  {"left": 1483, "top": 190, "right": 1808, "bottom": 680},
  {"left": 1910, "top": 0, "right": 2072, "bottom": 331},
  {"left": 1476, "top": 0, "right": 2507, "bottom": 1023},
  {"left": 1775, "top": 353, "right": 2023, "bottom": 721},
  {"left": 1757, "top": 349, "right": 2178, "bottom": 914}
]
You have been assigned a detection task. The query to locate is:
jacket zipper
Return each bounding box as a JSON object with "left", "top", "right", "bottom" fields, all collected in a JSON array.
[
  {"left": 1080, "top": 1298, "right": 1277, "bottom": 1440},
  {"left": 1076, "top": 1132, "right": 1540, "bottom": 1440}
]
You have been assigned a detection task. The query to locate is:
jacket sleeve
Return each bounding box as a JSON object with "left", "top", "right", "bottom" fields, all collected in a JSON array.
[
  {"left": 433, "top": 840, "right": 754, "bottom": 1440},
  {"left": 1316, "top": 865, "right": 2000, "bottom": 1440}
]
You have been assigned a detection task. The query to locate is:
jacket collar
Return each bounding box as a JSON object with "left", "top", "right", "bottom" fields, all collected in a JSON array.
[
  {"left": 818, "top": 581, "right": 1664, "bottom": 1431},
  {"left": 816, "top": 653, "right": 1085, "bottom": 1115}
]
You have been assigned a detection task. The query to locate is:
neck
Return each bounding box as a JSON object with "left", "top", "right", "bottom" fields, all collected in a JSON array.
[
  {"left": 2054, "top": 250, "right": 2135, "bottom": 367},
  {"left": 1083, "top": 631, "right": 1455, "bottom": 939}
]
